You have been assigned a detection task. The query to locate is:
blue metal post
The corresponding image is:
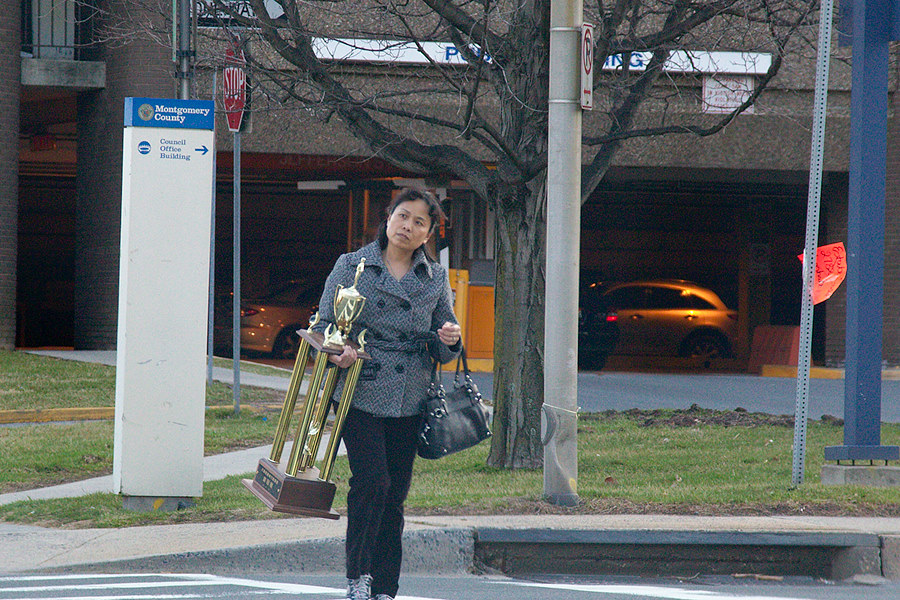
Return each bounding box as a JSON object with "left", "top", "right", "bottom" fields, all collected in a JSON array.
[{"left": 824, "top": 0, "right": 899, "bottom": 462}]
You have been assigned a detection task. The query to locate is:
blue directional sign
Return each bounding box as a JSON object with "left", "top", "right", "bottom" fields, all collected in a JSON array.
[
  {"left": 124, "top": 97, "right": 215, "bottom": 130},
  {"left": 115, "top": 97, "right": 216, "bottom": 499}
]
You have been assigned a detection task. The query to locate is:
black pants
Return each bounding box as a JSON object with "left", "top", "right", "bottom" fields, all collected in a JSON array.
[{"left": 341, "top": 407, "right": 420, "bottom": 598}]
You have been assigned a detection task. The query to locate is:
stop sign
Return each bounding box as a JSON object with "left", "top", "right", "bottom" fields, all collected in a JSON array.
[{"left": 224, "top": 47, "right": 247, "bottom": 132}]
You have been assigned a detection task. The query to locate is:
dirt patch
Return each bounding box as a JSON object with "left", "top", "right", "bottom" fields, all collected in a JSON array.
[
  {"left": 584, "top": 404, "right": 844, "bottom": 428},
  {"left": 409, "top": 497, "right": 900, "bottom": 518}
]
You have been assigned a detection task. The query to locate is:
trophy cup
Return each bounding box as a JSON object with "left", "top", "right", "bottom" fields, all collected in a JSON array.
[{"left": 243, "top": 259, "right": 370, "bottom": 518}]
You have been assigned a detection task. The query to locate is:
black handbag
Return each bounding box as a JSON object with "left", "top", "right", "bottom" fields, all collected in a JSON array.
[{"left": 417, "top": 346, "right": 492, "bottom": 459}]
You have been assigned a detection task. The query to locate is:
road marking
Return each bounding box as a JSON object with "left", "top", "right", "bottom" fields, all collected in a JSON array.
[
  {"left": 0, "top": 593, "right": 276, "bottom": 600},
  {"left": 0, "top": 574, "right": 443, "bottom": 600},
  {"left": 497, "top": 581, "right": 812, "bottom": 600},
  {"left": 0, "top": 573, "right": 342, "bottom": 598}
]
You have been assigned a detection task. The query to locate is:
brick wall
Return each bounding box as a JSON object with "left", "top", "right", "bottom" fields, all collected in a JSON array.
[
  {"left": 74, "top": 0, "right": 172, "bottom": 349},
  {"left": 0, "top": 5, "right": 21, "bottom": 349}
]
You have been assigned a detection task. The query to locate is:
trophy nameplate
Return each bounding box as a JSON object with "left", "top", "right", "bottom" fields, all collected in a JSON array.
[{"left": 242, "top": 458, "right": 339, "bottom": 518}]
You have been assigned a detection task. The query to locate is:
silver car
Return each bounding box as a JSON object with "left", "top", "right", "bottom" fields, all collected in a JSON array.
[{"left": 216, "top": 280, "right": 321, "bottom": 359}]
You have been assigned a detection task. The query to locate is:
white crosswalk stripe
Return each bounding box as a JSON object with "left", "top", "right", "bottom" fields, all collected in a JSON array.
[
  {"left": 0, "top": 574, "right": 342, "bottom": 599},
  {"left": 0, "top": 574, "right": 444, "bottom": 600}
]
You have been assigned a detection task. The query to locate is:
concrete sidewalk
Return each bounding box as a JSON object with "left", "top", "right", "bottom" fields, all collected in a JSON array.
[
  {"left": 4, "top": 349, "right": 900, "bottom": 582},
  {"left": 4, "top": 507, "right": 900, "bottom": 580},
  {"left": 4, "top": 438, "right": 900, "bottom": 582},
  {"left": 21, "top": 349, "right": 295, "bottom": 391}
]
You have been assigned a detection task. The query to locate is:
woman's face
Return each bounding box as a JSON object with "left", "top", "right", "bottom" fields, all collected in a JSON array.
[{"left": 385, "top": 199, "right": 433, "bottom": 252}]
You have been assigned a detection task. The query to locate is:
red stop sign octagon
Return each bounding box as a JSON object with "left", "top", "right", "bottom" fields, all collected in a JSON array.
[{"left": 224, "top": 47, "right": 247, "bottom": 132}]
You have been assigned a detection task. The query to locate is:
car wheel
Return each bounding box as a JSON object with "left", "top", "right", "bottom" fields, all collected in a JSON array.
[
  {"left": 272, "top": 328, "right": 301, "bottom": 360},
  {"left": 681, "top": 332, "right": 727, "bottom": 369}
]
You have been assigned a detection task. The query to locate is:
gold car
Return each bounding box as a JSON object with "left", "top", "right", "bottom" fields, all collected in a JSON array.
[{"left": 581, "top": 279, "right": 738, "bottom": 368}]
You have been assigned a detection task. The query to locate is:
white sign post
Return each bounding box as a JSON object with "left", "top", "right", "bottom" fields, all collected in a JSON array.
[{"left": 114, "top": 97, "right": 215, "bottom": 510}]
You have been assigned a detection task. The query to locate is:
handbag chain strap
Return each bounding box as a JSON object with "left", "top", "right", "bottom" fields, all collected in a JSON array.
[{"left": 430, "top": 343, "right": 473, "bottom": 399}]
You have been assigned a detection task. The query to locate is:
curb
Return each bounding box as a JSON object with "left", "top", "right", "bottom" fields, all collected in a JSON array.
[
  {"left": 759, "top": 364, "right": 900, "bottom": 380},
  {"left": 474, "top": 529, "right": 886, "bottom": 580},
  {"left": 0, "top": 407, "right": 114, "bottom": 424},
  {"left": 0, "top": 404, "right": 285, "bottom": 425},
  {"left": 40, "top": 528, "right": 476, "bottom": 576},
  {"left": 33, "top": 527, "right": 898, "bottom": 582}
]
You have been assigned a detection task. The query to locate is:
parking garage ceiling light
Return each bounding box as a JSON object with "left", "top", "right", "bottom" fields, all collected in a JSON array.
[{"left": 297, "top": 180, "right": 346, "bottom": 190}]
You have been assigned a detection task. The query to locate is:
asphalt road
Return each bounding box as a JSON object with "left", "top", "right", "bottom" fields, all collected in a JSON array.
[
  {"left": 251, "top": 356, "right": 900, "bottom": 423},
  {"left": 460, "top": 370, "right": 900, "bottom": 423},
  {"left": 2, "top": 572, "right": 897, "bottom": 600}
]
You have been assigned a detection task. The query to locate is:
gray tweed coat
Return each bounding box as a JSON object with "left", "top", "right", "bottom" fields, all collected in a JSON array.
[{"left": 313, "top": 241, "right": 460, "bottom": 417}]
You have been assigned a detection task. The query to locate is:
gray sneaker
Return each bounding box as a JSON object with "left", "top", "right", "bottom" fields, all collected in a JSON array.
[
  {"left": 373, "top": 595, "right": 394, "bottom": 600},
  {"left": 346, "top": 574, "right": 372, "bottom": 600}
]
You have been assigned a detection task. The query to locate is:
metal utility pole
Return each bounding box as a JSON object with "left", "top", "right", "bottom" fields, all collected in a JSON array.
[
  {"left": 543, "top": 0, "right": 583, "bottom": 506},
  {"left": 174, "top": 0, "right": 192, "bottom": 99}
]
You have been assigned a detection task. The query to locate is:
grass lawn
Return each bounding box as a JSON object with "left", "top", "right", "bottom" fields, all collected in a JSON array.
[
  {"left": 0, "top": 407, "right": 280, "bottom": 495},
  {"left": 4, "top": 408, "right": 900, "bottom": 528},
  {"left": 0, "top": 350, "right": 287, "bottom": 412},
  {"left": 3, "top": 350, "right": 900, "bottom": 529}
]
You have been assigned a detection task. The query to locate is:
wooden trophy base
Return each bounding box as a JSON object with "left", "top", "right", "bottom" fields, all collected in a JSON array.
[{"left": 242, "top": 458, "right": 340, "bottom": 519}]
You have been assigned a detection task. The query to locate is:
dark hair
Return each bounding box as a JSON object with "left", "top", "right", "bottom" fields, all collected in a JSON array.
[{"left": 377, "top": 187, "right": 447, "bottom": 258}]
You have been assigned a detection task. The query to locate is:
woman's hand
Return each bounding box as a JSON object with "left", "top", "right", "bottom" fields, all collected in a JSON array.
[
  {"left": 437, "top": 321, "right": 462, "bottom": 347},
  {"left": 327, "top": 344, "right": 358, "bottom": 368}
]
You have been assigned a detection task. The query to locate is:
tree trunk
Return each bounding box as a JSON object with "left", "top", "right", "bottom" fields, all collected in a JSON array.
[{"left": 486, "top": 179, "right": 547, "bottom": 469}]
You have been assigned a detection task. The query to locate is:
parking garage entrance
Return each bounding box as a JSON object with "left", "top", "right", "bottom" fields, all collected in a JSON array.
[{"left": 16, "top": 155, "right": 826, "bottom": 369}]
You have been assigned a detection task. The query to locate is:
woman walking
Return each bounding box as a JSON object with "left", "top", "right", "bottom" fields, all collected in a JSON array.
[{"left": 315, "top": 187, "right": 462, "bottom": 600}]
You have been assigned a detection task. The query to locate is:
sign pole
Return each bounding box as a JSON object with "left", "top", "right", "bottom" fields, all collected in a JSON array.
[
  {"left": 792, "top": 0, "right": 834, "bottom": 487},
  {"left": 207, "top": 70, "right": 217, "bottom": 384},
  {"left": 232, "top": 131, "right": 241, "bottom": 414},
  {"left": 224, "top": 45, "right": 247, "bottom": 415}
]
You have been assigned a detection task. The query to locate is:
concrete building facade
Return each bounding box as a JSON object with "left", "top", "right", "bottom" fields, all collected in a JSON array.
[
  {"left": 5, "top": 1, "right": 897, "bottom": 368},
  {"left": 1, "top": 4, "right": 21, "bottom": 350}
]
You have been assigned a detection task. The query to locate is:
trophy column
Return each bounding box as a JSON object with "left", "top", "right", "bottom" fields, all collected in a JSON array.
[
  {"left": 242, "top": 329, "right": 369, "bottom": 519},
  {"left": 243, "top": 258, "right": 370, "bottom": 519}
]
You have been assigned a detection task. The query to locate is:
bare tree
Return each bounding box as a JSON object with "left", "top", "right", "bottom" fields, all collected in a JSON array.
[{"left": 111, "top": 0, "right": 818, "bottom": 468}]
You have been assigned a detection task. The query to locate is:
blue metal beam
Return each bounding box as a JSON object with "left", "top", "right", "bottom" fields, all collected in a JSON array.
[
  {"left": 838, "top": 0, "right": 900, "bottom": 43},
  {"left": 824, "top": 0, "right": 899, "bottom": 462}
]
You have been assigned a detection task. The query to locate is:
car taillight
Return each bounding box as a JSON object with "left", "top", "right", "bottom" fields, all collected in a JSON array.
[
  {"left": 240, "top": 307, "right": 259, "bottom": 317},
  {"left": 605, "top": 312, "right": 618, "bottom": 323}
]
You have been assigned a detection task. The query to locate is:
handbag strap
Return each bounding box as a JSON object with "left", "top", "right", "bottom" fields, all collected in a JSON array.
[
  {"left": 453, "top": 345, "right": 473, "bottom": 386},
  {"left": 430, "top": 343, "right": 471, "bottom": 390},
  {"left": 430, "top": 352, "right": 442, "bottom": 386}
]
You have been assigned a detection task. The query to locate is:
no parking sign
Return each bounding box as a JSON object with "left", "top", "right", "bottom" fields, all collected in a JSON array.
[{"left": 581, "top": 23, "right": 594, "bottom": 110}]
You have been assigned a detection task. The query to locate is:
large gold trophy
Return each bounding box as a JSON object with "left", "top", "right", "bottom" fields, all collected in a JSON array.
[{"left": 243, "top": 260, "right": 370, "bottom": 518}]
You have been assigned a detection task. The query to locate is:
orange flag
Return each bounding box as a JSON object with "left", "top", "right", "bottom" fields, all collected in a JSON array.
[{"left": 797, "top": 242, "right": 847, "bottom": 304}]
